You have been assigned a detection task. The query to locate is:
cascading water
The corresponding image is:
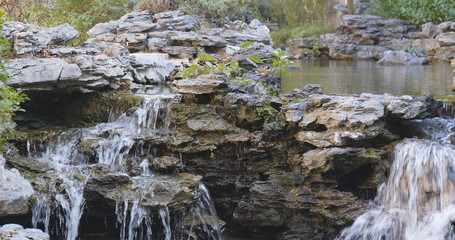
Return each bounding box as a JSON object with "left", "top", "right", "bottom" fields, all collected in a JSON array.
[
  {"left": 338, "top": 117, "right": 455, "bottom": 240},
  {"left": 25, "top": 86, "right": 223, "bottom": 240}
]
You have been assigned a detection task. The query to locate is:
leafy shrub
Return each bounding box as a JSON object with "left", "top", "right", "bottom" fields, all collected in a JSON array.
[
  {"left": 0, "top": 12, "right": 28, "bottom": 153},
  {"left": 268, "top": 50, "right": 295, "bottom": 79},
  {"left": 182, "top": 42, "right": 263, "bottom": 79},
  {"left": 368, "top": 0, "right": 455, "bottom": 25},
  {"left": 270, "top": 23, "right": 334, "bottom": 45},
  {"left": 135, "top": 0, "right": 249, "bottom": 25},
  {"left": 22, "top": 0, "right": 135, "bottom": 44}
]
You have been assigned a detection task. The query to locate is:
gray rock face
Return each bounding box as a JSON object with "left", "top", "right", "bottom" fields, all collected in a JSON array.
[
  {"left": 0, "top": 226, "right": 50, "bottom": 240},
  {"left": 84, "top": 173, "right": 202, "bottom": 214},
  {"left": 378, "top": 50, "right": 430, "bottom": 65},
  {"left": 173, "top": 75, "right": 228, "bottom": 94},
  {"left": 153, "top": 10, "right": 197, "bottom": 31},
  {"left": 2, "top": 22, "right": 78, "bottom": 57},
  {"left": 288, "top": 14, "right": 455, "bottom": 61},
  {"left": 130, "top": 53, "right": 176, "bottom": 84},
  {"left": 435, "top": 32, "right": 455, "bottom": 46},
  {"left": 0, "top": 155, "right": 34, "bottom": 216},
  {"left": 6, "top": 58, "right": 82, "bottom": 91},
  {"left": 284, "top": 93, "right": 438, "bottom": 148}
]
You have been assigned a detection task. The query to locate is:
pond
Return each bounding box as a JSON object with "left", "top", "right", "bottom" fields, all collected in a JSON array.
[{"left": 281, "top": 60, "right": 453, "bottom": 96}]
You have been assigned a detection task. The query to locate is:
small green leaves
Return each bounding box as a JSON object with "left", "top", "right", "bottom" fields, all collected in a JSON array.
[
  {"left": 268, "top": 50, "right": 295, "bottom": 79},
  {"left": 241, "top": 41, "right": 255, "bottom": 48},
  {"left": 249, "top": 56, "right": 264, "bottom": 64},
  {"left": 197, "top": 53, "right": 217, "bottom": 62}
]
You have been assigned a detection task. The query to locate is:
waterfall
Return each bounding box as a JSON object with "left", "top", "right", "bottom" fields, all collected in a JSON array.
[
  {"left": 337, "top": 138, "right": 455, "bottom": 240},
  {"left": 113, "top": 183, "right": 223, "bottom": 240},
  {"left": 25, "top": 87, "right": 223, "bottom": 240}
]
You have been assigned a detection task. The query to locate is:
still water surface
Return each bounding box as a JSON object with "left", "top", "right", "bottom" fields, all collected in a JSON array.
[{"left": 282, "top": 60, "right": 453, "bottom": 96}]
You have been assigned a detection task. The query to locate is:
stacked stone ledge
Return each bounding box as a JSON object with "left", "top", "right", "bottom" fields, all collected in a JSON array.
[{"left": 3, "top": 10, "right": 274, "bottom": 94}]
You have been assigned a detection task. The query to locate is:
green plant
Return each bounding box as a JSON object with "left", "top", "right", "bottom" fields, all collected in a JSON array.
[
  {"left": 268, "top": 50, "right": 295, "bottom": 79},
  {"left": 309, "top": 40, "right": 320, "bottom": 55},
  {"left": 135, "top": 0, "right": 248, "bottom": 26},
  {"left": 402, "top": 44, "right": 425, "bottom": 57},
  {"left": 182, "top": 41, "right": 264, "bottom": 79},
  {"left": 230, "top": 77, "right": 255, "bottom": 86},
  {"left": 368, "top": 0, "right": 455, "bottom": 25},
  {"left": 0, "top": 13, "right": 28, "bottom": 153},
  {"left": 256, "top": 103, "right": 278, "bottom": 125},
  {"left": 21, "top": 0, "right": 134, "bottom": 44}
]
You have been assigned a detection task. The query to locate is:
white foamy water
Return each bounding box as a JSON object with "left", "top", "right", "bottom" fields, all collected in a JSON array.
[{"left": 337, "top": 139, "right": 455, "bottom": 240}]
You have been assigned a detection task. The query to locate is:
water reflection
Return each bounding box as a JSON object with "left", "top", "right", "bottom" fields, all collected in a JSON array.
[{"left": 281, "top": 60, "right": 453, "bottom": 96}]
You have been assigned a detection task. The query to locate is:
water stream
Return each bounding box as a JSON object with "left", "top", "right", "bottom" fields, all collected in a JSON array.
[
  {"left": 24, "top": 86, "right": 222, "bottom": 240},
  {"left": 338, "top": 117, "right": 455, "bottom": 240}
]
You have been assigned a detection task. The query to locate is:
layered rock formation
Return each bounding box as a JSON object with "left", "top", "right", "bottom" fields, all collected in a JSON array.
[
  {"left": 3, "top": 11, "right": 273, "bottom": 94},
  {"left": 289, "top": 14, "right": 455, "bottom": 62}
]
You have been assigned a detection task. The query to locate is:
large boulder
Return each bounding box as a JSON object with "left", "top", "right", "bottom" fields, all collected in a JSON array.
[
  {"left": 0, "top": 155, "right": 34, "bottom": 216},
  {"left": 2, "top": 22, "right": 78, "bottom": 57},
  {"left": 0, "top": 224, "right": 49, "bottom": 240},
  {"left": 130, "top": 53, "right": 176, "bottom": 84},
  {"left": 173, "top": 75, "right": 228, "bottom": 94},
  {"left": 153, "top": 10, "right": 197, "bottom": 31},
  {"left": 6, "top": 58, "right": 82, "bottom": 91},
  {"left": 283, "top": 93, "right": 440, "bottom": 148},
  {"left": 378, "top": 50, "right": 430, "bottom": 65}
]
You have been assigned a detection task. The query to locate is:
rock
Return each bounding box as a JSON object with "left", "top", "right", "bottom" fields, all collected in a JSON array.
[
  {"left": 291, "top": 148, "right": 384, "bottom": 178},
  {"left": 232, "top": 42, "right": 274, "bottom": 64},
  {"left": 152, "top": 156, "right": 182, "bottom": 171},
  {"left": 50, "top": 43, "right": 102, "bottom": 57},
  {"left": 120, "top": 11, "right": 152, "bottom": 23},
  {"left": 298, "top": 94, "right": 385, "bottom": 130},
  {"left": 6, "top": 58, "right": 83, "bottom": 91},
  {"left": 10, "top": 228, "right": 49, "bottom": 240},
  {"left": 223, "top": 92, "right": 263, "bottom": 126},
  {"left": 378, "top": 50, "right": 430, "bottom": 65},
  {"left": 354, "top": 45, "right": 387, "bottom": 60},
  {"left": 285, "top": 84, "right": 324, "bottom": 99},
  {"left": 130, "top": 53, "right": 176, "bottom": 84},
  {"left": 84, "top": 174, "right": 202, "bottom": 214},
  {"left": 342, "top": 15, "right": 383, "bottom": 29},
  {"left": 153, "top": 10, "right": 197, "bottom": 31},
  {"left": 169, "top": 31, "right": 227, "bottom": 47},
  {"left": 87, "top": 21, "right": 119, "bottom": 37},
  {"left": 173, "top": 75, "right": 228, "bottom": 94},
  {"left": 0, "top": 155, "right": 34, "bottom": 216},
  {"left": 6, "top": 156, "right": 53, "bottom": 173},
  {"left": 161, "top": 46, "right": 198, "bottom": 58},
  {"left": 0, "top": 224, "right": 49, "bottom": 240},
  {"left": 48, "top": 23, "right": 79, "bottom": 46},
  {"left": 114, "top": 33, "right": 147, "bottom": 52},
  {"left": 146, "top": 37, "right": 169, "bottom": 51},
  {"left": 73, "top": 54, "right": 125, "bottom": 79},
  {"left": 83, "top": 174, "right": 132, "bottom": 203},
  {"left": 117, "top": 21, "right": 161, "bottom": 33},
  {"left": 422, "top": 22, "right": 442, "bottom": 38},
  {"left": 386, "top": 97, "right": 428, "bottom": 119},
  {"left": 2, "top": 22, "right": 78, "bottom": 57},
  {"left": 435, "top": 32, "right": 455, "bottom": 46},
  {"left": 187, "top": 118, "right": 237, "bottom": 132}
]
